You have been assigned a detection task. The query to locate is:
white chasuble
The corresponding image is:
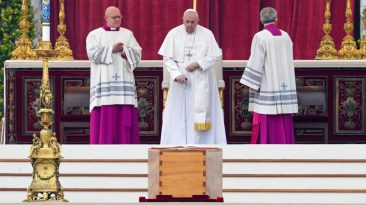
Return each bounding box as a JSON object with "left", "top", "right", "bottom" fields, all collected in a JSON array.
[
  {"left": 86, "top": 27, "right": 142, "bottom": 112},
  {"left": 158, "top": 25, "right": 227, "bottom": 145}
]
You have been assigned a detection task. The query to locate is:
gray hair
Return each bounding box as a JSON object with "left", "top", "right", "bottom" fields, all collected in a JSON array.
[
  {"left": 260, "top": 7, "right": 277, "bottom": 24},
  {"left": 183, "top": 8, "right": 199, "bottom": 19}
]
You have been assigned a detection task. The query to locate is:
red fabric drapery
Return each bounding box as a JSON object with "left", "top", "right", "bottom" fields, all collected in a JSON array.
[{"left": 50, "top": 0, "right": 355, "bottom": 60}]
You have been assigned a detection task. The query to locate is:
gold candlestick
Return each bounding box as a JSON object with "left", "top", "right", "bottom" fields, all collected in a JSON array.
[
  {"left": 24, "top": 45, "right": 67, "bottom": 202},
  {"left": 11, "top": 0, "right": 37, "bottom": 60},
  {"left": 338, "top": 0, "right": 359, "bottom": 59},
  {"left": 54, "top": 0, "right": 74, "bottom": 60},
  {"left": 316, "top": 0, "right": 337, "bottom": 59}
]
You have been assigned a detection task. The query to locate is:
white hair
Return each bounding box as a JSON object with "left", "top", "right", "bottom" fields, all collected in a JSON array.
[
  {"left": 260, "top": 7, "right": 277, "bottom": 24},
  {"left": 183, "top": 8, "right": 199, "bottom": 19}
]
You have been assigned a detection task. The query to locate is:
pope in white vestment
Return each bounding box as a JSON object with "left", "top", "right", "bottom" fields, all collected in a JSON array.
[{"left": 158, "top": 9, "right": 227, "bottom": 144}]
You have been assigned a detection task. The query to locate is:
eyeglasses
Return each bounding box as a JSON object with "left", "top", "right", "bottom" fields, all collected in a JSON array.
[{"left": 108, "top": 15, "right": 122, "bottom": 20}]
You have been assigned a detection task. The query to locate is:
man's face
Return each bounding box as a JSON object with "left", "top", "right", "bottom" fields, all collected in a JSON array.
[
  {"left": 105, "top": 9, "right": 122, "bottom": 28},
  {"left": 183, "top": 12, "right": 198, "bottom": 33}
]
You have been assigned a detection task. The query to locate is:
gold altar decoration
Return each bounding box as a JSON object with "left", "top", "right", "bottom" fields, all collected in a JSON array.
[
  {"left": 338, "top": 0, "right": 359, "bottom": 59},
  {"left": 54, "top": 0, "right": 74, "bottom": 60},
  {"left": 11, "top": 0, "right": 37, "bottom": 60},
  {"left": 24, "top": 46, "right": 67, "bottom": 202},
  {"left": 316, "top": 0, "right": 337, "bottom": 59}
]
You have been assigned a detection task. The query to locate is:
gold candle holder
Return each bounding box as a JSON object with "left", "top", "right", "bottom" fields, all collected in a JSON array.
[
  {"left": 338, "top": 0, "right": 359, "bottom": 59},
  {"left": 54, "top": 0, "right": 74, "bottom": 60},
  {"left": 11, "top": 0, "right": 37, "bottom": 60},
  {"left": 24, "top": 45, "right": 67, "bottom": 202},
  {"left": 316, "top": 0, "right": 337, "bottom": 59}
]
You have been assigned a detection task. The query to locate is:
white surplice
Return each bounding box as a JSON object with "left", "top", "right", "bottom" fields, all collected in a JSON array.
[
  {"left": 158, "top": 25, "right": 227, "bottom": 145},
  {"left": 86, "top": 27, "right": 142, "bottom": 112},
  {"left": 240, "top": 29, "right": 298, "bottom": 114}
]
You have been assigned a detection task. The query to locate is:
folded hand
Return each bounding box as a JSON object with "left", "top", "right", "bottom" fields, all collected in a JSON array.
[
  {"left": 112, "top": 42, "right": 124, "bottom": 52},
  {"left": 186, "top": 62, "right": 199, "bottom": 72}
]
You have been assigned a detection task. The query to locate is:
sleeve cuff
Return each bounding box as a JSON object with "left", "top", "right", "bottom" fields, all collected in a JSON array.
[
  {"left": 171, "top": 71, "right": 183, "bottom": 81},
  {"left": 197, "top": 60, "right": 206, "bottom": 71},
  {"left": 105, "top": 47, "right": 113, "bottom": 64},
  {"left": 240, "top": 79, "right": 260, "bottom": 90}
]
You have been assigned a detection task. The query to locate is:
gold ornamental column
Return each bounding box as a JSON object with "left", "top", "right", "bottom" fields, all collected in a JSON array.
[
  {"left": 24, "top": 0, "right": 67, "bottom": 202},
  {"left": 338, "top": 0, "right": 359, "bottom": 59},
  {"left": 316, "top": 0, "right": 337, "bottom": 59},
  {"left": 11, "top": 0, "right": 37, "bottom": 60},
  {"left": 54, "top": 0, "right": 74, "bottom": 60}
]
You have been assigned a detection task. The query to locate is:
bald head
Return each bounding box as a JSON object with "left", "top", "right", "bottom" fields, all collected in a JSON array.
[
  {"left": 182, "top": 9, "right": 199, "bottom": 33},
  {"left": 105, "top": 6, "right": 120, "bottom": 17},
  {"left": 104, "top": 6, "right": 122, "bottom": 28}
]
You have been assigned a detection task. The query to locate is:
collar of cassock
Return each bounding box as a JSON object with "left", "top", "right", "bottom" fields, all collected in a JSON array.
[
  {"left": 102, "top": 24, "right": 120, "bottom": 31},
  {"left": 264, "top": 23, "right": 281, "bottom": 36}
]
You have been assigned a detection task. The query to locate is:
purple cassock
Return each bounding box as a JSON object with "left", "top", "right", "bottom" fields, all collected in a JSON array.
[
  {"left": 251, "top": 23, "right": 295, "bottom": 144},
  {"left": 251, "top": 113, "right": 294, "bottom": 144},
  {"left": 90, "top": 105, "right": 140, "bottom": 144}
]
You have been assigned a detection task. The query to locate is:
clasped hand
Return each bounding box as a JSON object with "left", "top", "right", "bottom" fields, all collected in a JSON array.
[
  {"left": 112, "top": 42, "right": 124, "bottom": 52},
  {"left": 186, "top": 61, "right": 199, "bottom": 72}
]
